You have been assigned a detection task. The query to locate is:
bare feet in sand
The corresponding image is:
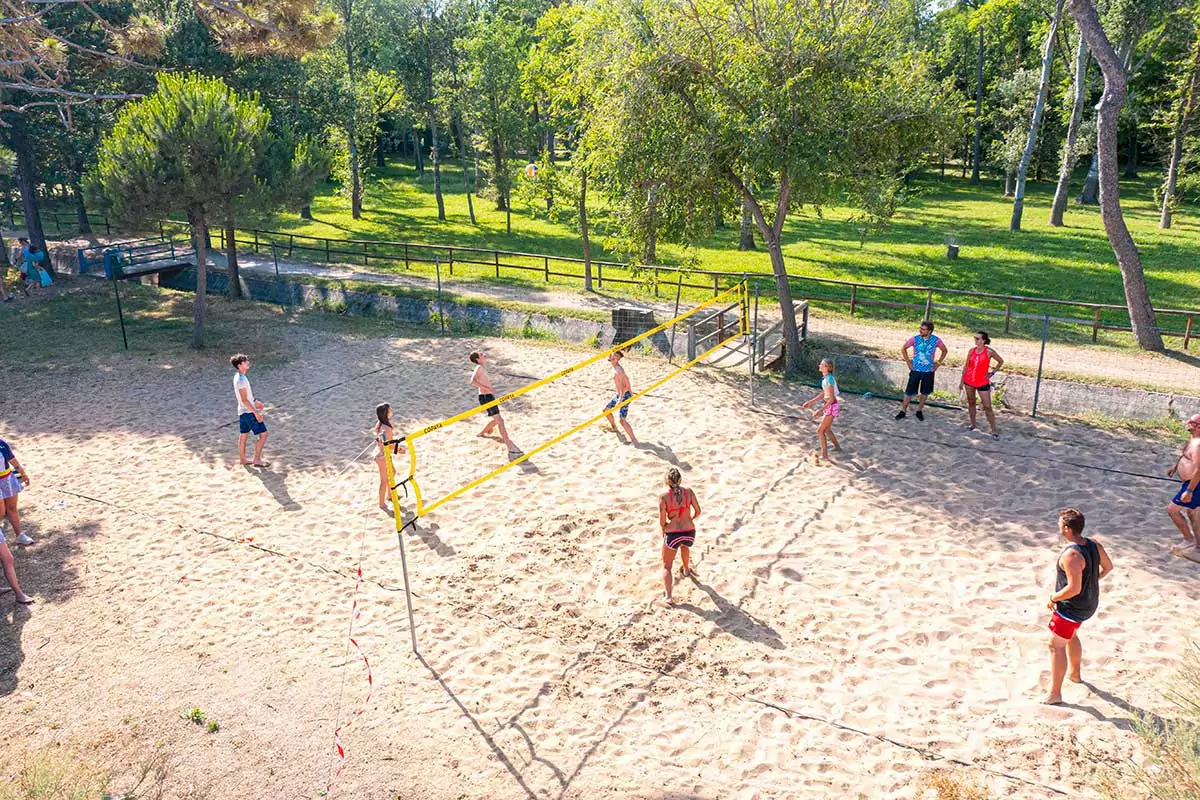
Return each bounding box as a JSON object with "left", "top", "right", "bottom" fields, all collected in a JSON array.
[
  {"left": 1041, "top": 694, "right": 1063, "bottom": 706},
  {"left": 1069, "top": 669, "right": 1082, "bottom": 684}
]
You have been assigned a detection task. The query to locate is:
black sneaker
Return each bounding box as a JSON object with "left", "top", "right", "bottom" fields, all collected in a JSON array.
[
  {"left": 915, "top": 410, "right": 925, "bottom": 421},
  {"left": 894, "top": 411, "right": 906, "bottom": 420}
]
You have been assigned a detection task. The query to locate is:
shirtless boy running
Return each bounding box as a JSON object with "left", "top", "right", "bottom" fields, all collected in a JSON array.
[
  {"left": 603, "top": 351, "right": 637, "bottom": 443},
  {"left": 469, "top": 351, "right": 513, "bottom": 449},
  {"left": 1167, "top": 413, "right": 1200, "bottom": 556}
]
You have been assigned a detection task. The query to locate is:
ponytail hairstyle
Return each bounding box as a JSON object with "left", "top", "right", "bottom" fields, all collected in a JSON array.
[
  {"left": 666, "top": 467, "right": 683, "bottom": 505},
  {"left": 820, "top": 358, "right": 836, "bottom": 374},
  {"left": 976, "top": 331, "right": 991, "bottom": 346},
  {"left": 376, "top": 402, "right": 392, "bottom": 429}
]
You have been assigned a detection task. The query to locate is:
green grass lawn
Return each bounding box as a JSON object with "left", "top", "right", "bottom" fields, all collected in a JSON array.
[{"left": 244, "top": 159, "right": 1198, "bottom": 339}]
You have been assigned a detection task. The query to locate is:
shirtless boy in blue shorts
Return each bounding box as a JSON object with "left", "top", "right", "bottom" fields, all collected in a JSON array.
[{"left": 603, "top": 351, "right": 637, "bottom": 443}]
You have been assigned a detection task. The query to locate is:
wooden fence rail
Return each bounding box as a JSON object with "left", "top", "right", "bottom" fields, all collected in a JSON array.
[{"left": 17, "top": 211, "right": 1198, "bottom": 349}]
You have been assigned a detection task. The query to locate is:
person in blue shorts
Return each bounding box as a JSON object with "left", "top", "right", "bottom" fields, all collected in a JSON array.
[
  {"left": 603, "top": 350, "right": 637, "bottom": 443},
  {"left": 1167, "top": 414, "right": 1200, "bottom": 555},
  {"left": 895, "top": 320, "right": 947, "bottom": 421},
  {"left": 231, "top": 354, "right": 270, "bottom": 467}
]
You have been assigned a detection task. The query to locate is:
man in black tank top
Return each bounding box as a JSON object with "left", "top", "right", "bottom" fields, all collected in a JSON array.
[{"left": 1044, "top": 508, "right": 1113, "bottom": 705}]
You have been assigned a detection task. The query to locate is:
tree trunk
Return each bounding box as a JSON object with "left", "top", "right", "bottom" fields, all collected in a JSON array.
[
  {"left": 971, "top": 27, "right": 985, "bottom": 184},
  {"left": 547, "top": 129, "right": 556, "bottom": 163},
  {"left": 1051, "top": 32, "right": 1088, "bottom": 226},
  {"left": 1077, "top": 153, "right": 1099, "bottom": 203},
  {"left": 1068, "top": 0, "right": 1163, "bottom": 350},
  {"left": 454, "top": 117, "right": 477, "bottom": 224},
  {"left": 189, "top": 206, "right": 209, "bottom": 349},
  {"left": 71, "top": 181, "right": 92, "bottom": 235},
  {"left": 11, "top": 120, "right": 46, "bottom": 254},
  {"left": 413, "top": 126, "right": 424, "bottom": 175},
  {"left": 431, "top": 113, "right": 445, "bottom": 221},
  {"left": 644, "top": 186, "right": 658, "bottom": 263},
  {"left": 493, "top": 143, "right": 506, "bottom": 211},
  {"left": 301, "top": 205, "right": 313, "bottom": 220},
  {"left": 580, "top": 168, "right": 592, "bottom": 291},
  {"left": 1011, "top": 0, "right": 1064, "bottom": 232},
  {"left": 1160, "top": 31, "right": 1200, "bottom": 229},
  {"left": 713, "top": 190, "right": 725, "bottom": 230},
  {"left": 733, "top": 175, "right": 800, "bottom": 373},
  {"left": 1123, "top": 132, "right": 1139, "bottom": 179},
  {"left": 739, "top": 193, "right": 756, "bottom": 250},
  {"left": 226, "top": 223, "right": 241, "bottom": 299},
  {"left": 376, "top": 135, "right": 385, "bottom": 169},
  {"left": 344, "top": 2, "right": 362, "bottom": 222},
  {"left": 1003, "top": 171, "right": 1013, "bottom": 197}
]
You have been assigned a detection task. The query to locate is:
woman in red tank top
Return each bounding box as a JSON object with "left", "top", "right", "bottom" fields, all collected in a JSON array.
[{"left": 959, "top": 331, "right": 1004, "bottom": 439}]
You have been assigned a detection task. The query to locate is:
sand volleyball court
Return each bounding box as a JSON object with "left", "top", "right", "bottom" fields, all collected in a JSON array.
[{"left": 0, "top": 324, "right": 1195, "bottom": 799}]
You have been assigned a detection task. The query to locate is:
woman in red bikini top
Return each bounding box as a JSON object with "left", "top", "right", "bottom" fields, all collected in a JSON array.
[
  {"left": 658, "top": 468, "right": 702, "bottom": 604},
  {"left": 959, "top": 331, "right": 1004, "bottom": 439}
]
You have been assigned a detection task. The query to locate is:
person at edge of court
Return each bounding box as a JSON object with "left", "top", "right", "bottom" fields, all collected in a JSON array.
[
  {"left": 895, "top": 320, "right": 947, "bottom": 422},
  {"left": 1044, "top": 507, "right": 1113, "bottom": 706},
  {"left": 1166, "top": 413, "right": 1200, "bottom": 556}
]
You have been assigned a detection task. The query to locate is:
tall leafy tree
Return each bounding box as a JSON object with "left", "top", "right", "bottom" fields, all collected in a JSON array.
[
  {"left": 582, "top": 0, "right": 951, "bottom": 372},
  {"left": 1010, "top": 0, "right": 1065, "bottom": 231},
  {"left": 1067, "top": 0, "right": 1162, "bottom": 350},
  {"left": 1160, "top": 11, "right": 1200, "bottom": 229},
  {"left": 460, "top": 7, "right": 530, "bottom": 233},
  {"left": 88, "top": 73, "right": 270, "bottom": 347},
  {"left": 1049, "top": 29, "right": 1089, "bottom": 226}
]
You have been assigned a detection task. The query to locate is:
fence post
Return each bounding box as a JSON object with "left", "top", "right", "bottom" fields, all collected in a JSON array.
[
  {"left": 713, "top": 274, "right": 720, "bottom": 297},
  {"left": 363, "top": 241, "right": 369, "bottom": 266},
  {"left": 1091, "top": 307, "right": 1101, "bottom": 342},
  {"left": 1032, "top": 313, "right": 1050, "bottom": 418},
  {"left": 325, "top": 238, "right": 330, "bottom": 262},
  {"left": 597, "top": 263, "right": 603, "bottom": 288},
  {"left": 687, "top": 323, "right": 697, "bottom": 361},
  {"left": 544, "top": 256, "right": 550, "bottom": 282},
  {"left": 448, "top": 247, "right": 454, "bottom": 276},
  {"left": 1003, "top": 300, "right": 1012, "bottom": 333},
  {"left": 923, "top": 289, "right": 933, "bottom": 321},
  {"left": 288, "top": 234, "right": 294, "bottom": 258},
  {"left": 404, "top": 244, "right": 409, "bottom": 270},
  {"left": 253, "top": 230, "right": 260, "bottom": 254},
  {"left": 802, "top": 301, "right": 809, "bottom": 341},
  {"left": 850, "top": 285, "right": 857, "bottom": 317},
  {"left": 750, "top": 282, "right": 760, "bottom": 406},
  {"left": 1186, "top": 315, "right": 1194, "bottom": 351},
  {"left": 160, "top": 221, "right": 165, "bottom": 240},
  {"left": 494, "top": 251, "right": 499, "bottom": 278},
  {"left": 104, "top": 215, "right": 110, "bottom": 235},
  {"left": 435, "top": 256, "right": 446, "bottom": 335}
]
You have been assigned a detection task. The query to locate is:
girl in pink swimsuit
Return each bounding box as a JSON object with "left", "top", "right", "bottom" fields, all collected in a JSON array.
[
  {"left": 802, "top": 359, "right": 841, "bottom": 461},
  {"left": 658, "top": 468, "right": 701, "bottom": 604},
  {"left": 959, "top": 331, "right": 1004, "bottom": 439}
]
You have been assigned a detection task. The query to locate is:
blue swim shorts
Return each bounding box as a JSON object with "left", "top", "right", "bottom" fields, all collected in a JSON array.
[
  {"left": 1173, "top": 480, "right": 1200, "bottom": 509},
  {"left": 605, "top": 390, "right": 633, "bottom": 419},
  {"left": 239, "top": 412, "right": 267, "bottom": 436}
]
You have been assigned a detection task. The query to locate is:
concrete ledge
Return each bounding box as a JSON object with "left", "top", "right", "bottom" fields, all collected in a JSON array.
[
  {"left": 154, "top": 265, "right": 617, "bottom": 347},
  {"left": 805, "top": 349, "right": 1200, "bottom": 421}
]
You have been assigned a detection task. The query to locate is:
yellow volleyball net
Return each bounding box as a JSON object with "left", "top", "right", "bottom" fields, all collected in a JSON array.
[{"left": 386, "top": 281, "right": 748, "bottom": 524}]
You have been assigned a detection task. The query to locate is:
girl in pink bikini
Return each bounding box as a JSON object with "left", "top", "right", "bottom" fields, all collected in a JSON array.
[
  {"left": 802, "top": 358, "right": 841, "bottom": 462},
  {"left": 658, "top": 468, "right": 701, "bottom": 604}
]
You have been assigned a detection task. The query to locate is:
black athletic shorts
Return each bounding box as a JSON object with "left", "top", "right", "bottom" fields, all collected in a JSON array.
[
  {"left": 964, "top": 382, "right": 992, "bottom": 393},
  {"left": 478, "top": 393, "right": 500, "bottom": 417},
  {"left": 904, "top": 370, "right": 935, "bottom": 397}
]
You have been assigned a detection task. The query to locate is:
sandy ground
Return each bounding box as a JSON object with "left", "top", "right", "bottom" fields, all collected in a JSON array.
[{"left": 1, "top": 327, "right": 1198, "bottom": 799}]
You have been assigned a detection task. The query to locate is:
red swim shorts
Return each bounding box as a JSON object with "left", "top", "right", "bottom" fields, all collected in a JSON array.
[{"left": 1048, "top": 611, "right": 1082, "bottom": 640}]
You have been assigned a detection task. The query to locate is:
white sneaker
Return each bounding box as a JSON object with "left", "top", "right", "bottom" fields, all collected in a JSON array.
[{"left": 13, "top": 533, "right": 33, "bottom": 545}]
